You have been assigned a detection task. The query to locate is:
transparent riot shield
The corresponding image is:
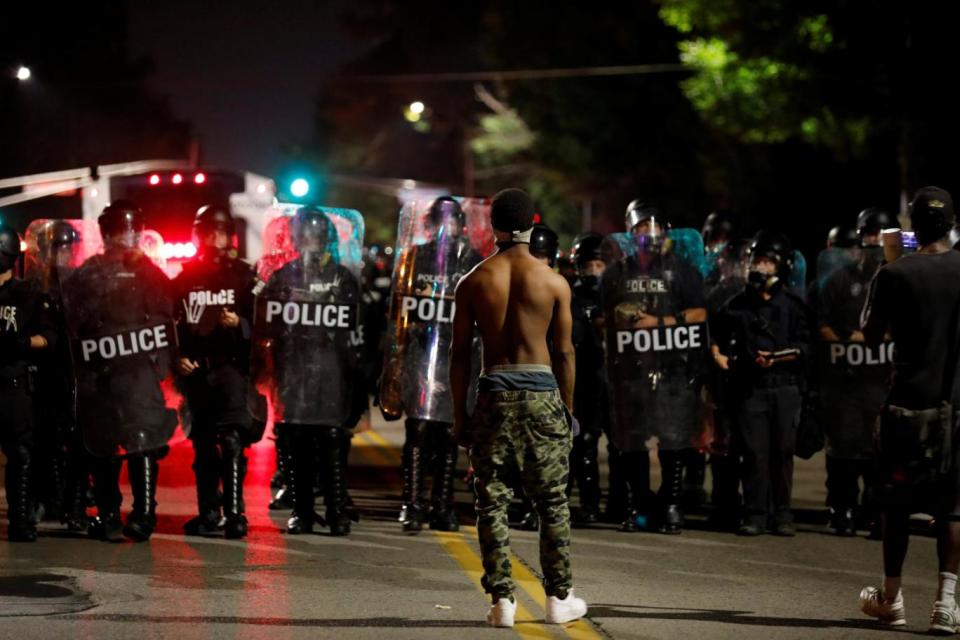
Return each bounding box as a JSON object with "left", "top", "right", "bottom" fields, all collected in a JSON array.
[
  {"left": 59, "top": 229, "right": 180, "bottom": 457},
  {"left": 23, "top": 219, "right": 98, "bottom": 294},
  {"left": 378, "top": 197, "right": 494, "bottom": 422},
  {"left": 251, "top": 205, "right": 365, "bottom": 427},
  {"left": 814, "top": 245, "right": 892, "bottom": 459},
  {"left": 601, "top": 229, "right": 709, "bottom": 453}
]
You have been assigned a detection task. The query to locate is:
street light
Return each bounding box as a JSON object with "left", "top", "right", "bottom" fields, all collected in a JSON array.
[
  {"left": 16, "top": 66, "right": 31, "bottom": 81},
  {"left": 404, "top": 100, "right": 426, "bottom": 123}
]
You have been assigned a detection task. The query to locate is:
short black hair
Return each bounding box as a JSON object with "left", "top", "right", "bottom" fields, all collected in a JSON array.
[{"left": 491, "top": 188, "right": 534, "bottom": 233}]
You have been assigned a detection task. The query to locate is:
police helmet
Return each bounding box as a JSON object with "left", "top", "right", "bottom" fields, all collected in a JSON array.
[
  {"left": 702, "top": 210, "right": 735, "bottom": 246},
  {"left": 624, "top": 199, "right": 664, "bottom": 233},
  {"left": 194, "top": 204, "right": 236, "bottom": 237},
  {"left": 530, "top": 224, "right": 559, "bottom": 267},
  {"left": 747, "top": 230, "right": 793, "bottom": 273},
  {"left": 98, "top": 200, "right": 145, "bottom": 239},
  {"left": 826, "top": 224, "right": 860, "bottom": 249},
  {"left": 427, "top": 196, "right": 465, "bottom": 229},
  {"left": 571, "top": 232, "right": 604, "bottom": 269},
  {"left": 291, "top": 205, "right": 335, "bottom": 251},
  {"left": 0, "top": 222, "right": 21, "bottom": 272},
  {"left": 856, "top": 207, "right": 895, "bottom": 238}
]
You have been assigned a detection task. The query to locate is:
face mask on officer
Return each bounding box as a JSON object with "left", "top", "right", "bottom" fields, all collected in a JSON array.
[
  {"left": 747, "top": 255, "right": 781, "bottom": 293},
  {"left": 581, "top": 259, "right": 605, "bottom": 279}
]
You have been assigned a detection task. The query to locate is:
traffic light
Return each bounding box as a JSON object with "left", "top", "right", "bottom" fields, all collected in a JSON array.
[{"left": 278, "top": 165, "right": 326, "bottom": 204}]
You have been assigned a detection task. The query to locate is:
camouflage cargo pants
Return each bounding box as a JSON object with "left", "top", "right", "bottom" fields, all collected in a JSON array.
[{"left": 470, "top": 388, "right": 573, "bottom": 599}]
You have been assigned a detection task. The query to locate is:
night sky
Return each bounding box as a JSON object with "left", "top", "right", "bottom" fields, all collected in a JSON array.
[{"left": 128, "top": 0, "right": 365, "bottom": 177}]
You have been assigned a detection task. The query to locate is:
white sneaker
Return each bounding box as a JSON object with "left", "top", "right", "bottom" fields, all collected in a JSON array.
[
  {"left": 545, "top": 589, "right": 588, "bottom": 624},
  {"left": 487, "top": 596, "right": 516, "bottom": 628},
  {"left": 929, "top": 599, "right": 960, "bottom": 635},
  {"left": 859, "top": 586, "right": 906, "bottom": 626}
]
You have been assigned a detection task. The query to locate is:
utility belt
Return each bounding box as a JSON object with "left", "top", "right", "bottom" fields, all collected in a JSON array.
[{"left": 883, "top": 403, "right": 960, "bottom": 475}]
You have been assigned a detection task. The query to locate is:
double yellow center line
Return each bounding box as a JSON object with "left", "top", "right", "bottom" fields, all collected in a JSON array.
[{"left": 354, "top": 429, "right": 605, "bottom": 640}]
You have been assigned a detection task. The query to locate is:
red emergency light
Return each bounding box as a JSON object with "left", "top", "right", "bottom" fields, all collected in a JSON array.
[
  {"left": 194, "top": 172, "right": 206, "bottom": 185},
  {"left": 148, "top": 174, "right": 161, "bottom": 186},
  {"left": 171, "top": 173, "right": 184, "bottom": 185},
  {"left": 161, "top": 242, "right": 197, "bottom": 260}
]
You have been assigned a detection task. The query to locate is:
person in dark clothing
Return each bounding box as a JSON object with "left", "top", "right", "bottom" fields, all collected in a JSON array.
[
  {"left": 0, "top": 222, "right": 56, "bottom": 541},
  {"left": 859, "top": 187, "right": 960, "bottom": 633},
  {"left": 711, "top": 230, "right": 810, "bottom": 537},
  {"left": 175, "top": 205, "right": 261, "bottom": 539}
]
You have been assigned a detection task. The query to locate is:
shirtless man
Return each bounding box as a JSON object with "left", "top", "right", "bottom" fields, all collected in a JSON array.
[{"left": 450, "top": 188, "right": 588, "bottom": 628}]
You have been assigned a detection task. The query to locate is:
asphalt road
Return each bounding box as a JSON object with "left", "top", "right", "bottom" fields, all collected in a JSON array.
[{"left": 0, "top": 411, "right": 944, "bottom": 639}]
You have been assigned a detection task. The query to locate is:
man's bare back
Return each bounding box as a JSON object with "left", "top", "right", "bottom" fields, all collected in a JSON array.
[{"left": 450, "top": 242, "right": 575, "bottom": 438}]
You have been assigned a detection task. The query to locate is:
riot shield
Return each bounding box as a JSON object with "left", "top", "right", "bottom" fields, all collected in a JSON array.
[
  {"left": 59, "top": 230, "right": 179, "bottom": 457},
  {"left": 23, "top": 219, "right": 98, "bottom": 294},
  {"left": 251, "top": 206, "right": 365, "bottom": 427},
  {"left": 379, "top": 197, "right": 494, "bottom": 422},
  {"left": 814, "top": 246, "right": 892, "bottom": 459},
  {"left": 601, "top": 229, "right": 709, "bottom": 453}
]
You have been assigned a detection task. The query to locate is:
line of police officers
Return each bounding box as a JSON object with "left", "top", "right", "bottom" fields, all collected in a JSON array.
[{"left": 0, "top": 192, "right": 894, "bottom": 542}]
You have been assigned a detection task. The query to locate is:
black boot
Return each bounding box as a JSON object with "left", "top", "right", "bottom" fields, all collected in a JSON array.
[
  {"left": 574, "top": 435, "right": 601, "bottom": 524},
  {"left": 6, "top": 445, "right": 37, "bottom": 542},
  {"left": 270, "top": 430, "right": 295, "bottom": 511},
  {"left": 400, "top": 420, "right": 425, "bottom": 534},
  {"left": 185, "top": 436, "right": 222, "bottom": 536},
  {"left": 61, "top": 442, "right": 89, "bottom": 532},
  {"left": 658, "top": 450, "right": 685, "bottom": 534},
  {"left": 621, "top": 450, "right": 651, "bottom": 532},
  {"left": 829, "top": 507, "right": 856, "bottom": 537},
  {"left": 323, "top": 428, "right": 351, "bottom": 536},
  {"left": 429, "top": 429, "right": 459, "bottom": 532},
  {"left": 90, "top": 456, "right": 124, "bottom": 542},
  {"left": 604, "top": 442, "right": 628, "bottom": 523},
  {"left": 221, "top": 433, "right": 248, "bottom": 540},
  {"left": 286, "top": 427, "right": 316, "bottom": 534},
  {"left": 124, "top": 455, "right": 158, "bottom": 542}
]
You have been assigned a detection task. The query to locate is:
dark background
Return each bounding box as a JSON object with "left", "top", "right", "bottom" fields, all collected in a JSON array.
[{"left": 2, "top": 0, "right": 958, "bottom": 258}]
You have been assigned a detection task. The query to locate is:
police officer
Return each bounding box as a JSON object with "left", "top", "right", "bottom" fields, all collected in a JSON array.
[
  {"left": 25, "top": 220, "right": 88, "bottom": 531},
  {"left": 711, "top": 230, "right": 810, "bottom": 536},
  {"left": 391, "top": 197, "right": 481, "bottom": 533},
  {"left": 64, "top": 201, "right": 178, "bottom": 542},
  {"left": 175, "top": 205, "right": 261, "bottom": 539},
  {"left": 601, "top": 201, "right": 709, "bottom": 534},
  {"left": 568, "top": 232, "right": 606, "bottom": 524},
  {"left": 815, "top": 219, "right": 888, "bottom": 536},
  {"left": 0, "top": 222, "right": 55, "bottom": 541},
  {"left": 259, "top": 206, "right": 360, "bottom": 536}
]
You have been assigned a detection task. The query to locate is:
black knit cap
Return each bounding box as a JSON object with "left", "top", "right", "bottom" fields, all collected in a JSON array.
[{"left": 491, "top": 188, "right": 535, "bottom": 233}]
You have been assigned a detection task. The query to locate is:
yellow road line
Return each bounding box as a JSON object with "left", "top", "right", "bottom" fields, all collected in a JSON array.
[
  {"left": 361, "top": 426, "right": 604, "bottom": 640},
  {"left": 433, "top": 531, "right": 556, "bottom": 639}
]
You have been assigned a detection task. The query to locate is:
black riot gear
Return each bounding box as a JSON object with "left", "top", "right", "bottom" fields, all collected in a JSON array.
[
  {"left": 826, "top": 225, "right": 860, "bottom": 249},
  {"left": 702, "top": 210, "right": 735, "bottom": 248},
  {"left": 530, "top": 225, "right": 559, "bottom": 267},
  {"left": 625, "top": 200, "right": 667, "bottom": 255},
  {"left": 746, "top": 231, "right": 793, "bottom": 294},
  {"left": 0, "top": 223, "right": 22, "bottom": 273},
  {"left": 98, "top": 200, "right": 145, "bottom": 240},
  {"left": 572, "top": 233, "right": 604, "bottom": 271},
  {"left": 193, "top": 205, "right": 237, "bottom": 261},
  {"left": 427, "top": 196, "right": 466, "bottom": 230},
  {"left": 291, "top": 206, "right": 336, "bottom": 253},
  {"left": 856, "top": 207, "right": 895, "bottom": 244}
]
